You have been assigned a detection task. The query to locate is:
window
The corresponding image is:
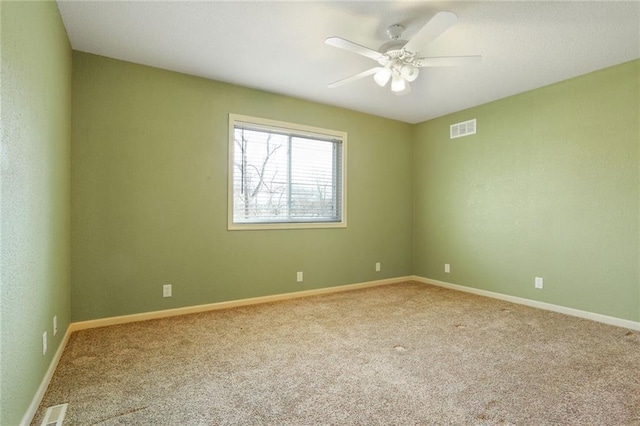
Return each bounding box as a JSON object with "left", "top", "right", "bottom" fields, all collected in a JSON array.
[{"left": 228, "top": 114, "right": 347, "bottom": 230}]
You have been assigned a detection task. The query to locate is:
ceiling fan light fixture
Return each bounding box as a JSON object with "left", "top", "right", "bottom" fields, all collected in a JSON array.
[
  {"left": 401, "top": 64, "right": 419, "bottom": 82},
  {"left": 373, "top": 67, "right": 392, "bottom": 87},
  {"left": 394, "top": 83, "right": 412, "bottom": 96},
  {"left": 391, "top": 74, "right": 406, "bottom": 93}
]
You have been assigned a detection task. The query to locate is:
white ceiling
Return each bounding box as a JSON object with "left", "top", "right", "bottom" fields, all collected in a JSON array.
[{"left": 57, "top": 1, "right": 640, "bottom": 124}]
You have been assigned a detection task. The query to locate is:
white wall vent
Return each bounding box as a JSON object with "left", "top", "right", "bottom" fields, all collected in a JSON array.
[
  {"left": 40, "top": 403, "right": 68, "bottom": 426},
  {"left": 450, "top": 119, "right": 477, "bottom": 139}
]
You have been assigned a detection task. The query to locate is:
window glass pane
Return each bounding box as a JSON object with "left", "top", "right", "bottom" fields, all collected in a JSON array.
[
  {"left": 233, "top": 129, "right": 288, "bottom": 222},
  {"left": 291, "top": 137, "right": 336, "bottom": 219}
]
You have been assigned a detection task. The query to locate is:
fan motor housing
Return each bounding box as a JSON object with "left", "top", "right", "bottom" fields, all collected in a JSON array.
[{"left": 379, "top": 39, "right": 407, "bottom": 55}]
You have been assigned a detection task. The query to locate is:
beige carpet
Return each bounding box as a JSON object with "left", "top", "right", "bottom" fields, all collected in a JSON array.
[{"left": 32, "top": 282, "right": 639, "bottom": 425}]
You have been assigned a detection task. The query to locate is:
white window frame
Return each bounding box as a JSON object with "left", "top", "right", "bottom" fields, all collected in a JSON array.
[{"left": 228, "top": 113, "right": 347, "bottom": 230}]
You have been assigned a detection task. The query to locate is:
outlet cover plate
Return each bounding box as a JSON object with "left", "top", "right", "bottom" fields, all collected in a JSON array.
[
  {"left": 535, "top": 277, "right": 544, "bottom": 289},
  {"left": 163, "top": 284, "right": 172, "bottom": 297}
]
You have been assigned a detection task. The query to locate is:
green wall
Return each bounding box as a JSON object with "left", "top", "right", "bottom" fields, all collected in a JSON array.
[
  {"left": 413, "top": 60, "right": 640, "bottom": 322},
  {"left": 71, "top": 52, "right": 414, "bottom": 321},
  {"left": 0, "top": 1, "right": 72, "bottom": 424},
  {"left": 72, "top": 53, "right": 639, "bottom": 323}
]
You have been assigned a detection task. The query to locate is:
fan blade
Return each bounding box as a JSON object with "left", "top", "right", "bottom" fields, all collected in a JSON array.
[
  {"left": 327, "top": 67, "right": 382, "bottom": 88},
  {"left": 325, "top": 37, "right": 384, "bottom": 61},
  {"left": 403, "top": 11, "right": 458, "bottom": 54},
  {"left": 413, "top": 55, "right": 482, "bottom": 67}
]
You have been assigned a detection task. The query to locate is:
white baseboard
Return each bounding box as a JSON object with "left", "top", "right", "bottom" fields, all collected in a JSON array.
[
  {"left": 412, "top": 275, "right": 640, "bottom": 331},
  {"left": 20, "top": 326, "right": 73, "bottom": 426},
  {"left": 70, "top": 276, "right": 412, "bottom": 332}
]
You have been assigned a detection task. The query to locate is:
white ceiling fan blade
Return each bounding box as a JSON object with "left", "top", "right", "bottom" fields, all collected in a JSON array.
[
  {"left": 403, "top": 11, "right": 458, "bottom": 54},
  {"left": 325, "top": 37, "right": 384, "bottom": 61},
  {"left": 327, "top": 67, "right": 382, "bottom": 88},
  {"left": 414, "top": 55, "right": 482, "bottom": 67}
]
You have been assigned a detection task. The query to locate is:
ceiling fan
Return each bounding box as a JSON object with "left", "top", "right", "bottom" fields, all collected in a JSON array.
[{"left": 325, "top": 11, "right": 481, "bottom": 95}]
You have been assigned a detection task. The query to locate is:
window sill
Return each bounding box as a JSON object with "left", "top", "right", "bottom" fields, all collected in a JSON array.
[{"left": 227, "top": 221, "right": 347, "bottom": 231}]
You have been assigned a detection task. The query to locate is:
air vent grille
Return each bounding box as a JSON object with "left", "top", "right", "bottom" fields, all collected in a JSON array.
[
  {"left": 450, "top": 119, "right": 476, "bottom": 139},
  {"left": 41, "top": 403, "right": 68, "bottom": 426}
]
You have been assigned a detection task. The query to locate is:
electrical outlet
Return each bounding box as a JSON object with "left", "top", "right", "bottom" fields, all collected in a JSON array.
[
  {"left": 444, "top": 263, "right": 450, "bottom": 273},
  {"left": 53, "top": 315, "right": 58, "bottom": 336},
  {"left": 42, "top": 331, "right": 47, "bottom": 355},
  {"left": 375, "top": 262, "right": 381, "bottom": 272},
  {"left": 296, "top": 271, "right": 303, "bottom": 283},
  {"left": 163, "top": 284, "right": 172, "bottom": 298},
  {"left": 535, "top": 277, "right": 544, "bottom": 289}
]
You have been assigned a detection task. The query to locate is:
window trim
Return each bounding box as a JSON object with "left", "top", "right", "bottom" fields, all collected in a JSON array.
[{"left": 227, "top": 113, "right": 347, "bottom": 231}]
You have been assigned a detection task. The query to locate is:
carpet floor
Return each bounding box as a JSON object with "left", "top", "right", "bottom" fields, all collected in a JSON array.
[{"left": 32, "top": 282, "right": 639, "bottom": 425}]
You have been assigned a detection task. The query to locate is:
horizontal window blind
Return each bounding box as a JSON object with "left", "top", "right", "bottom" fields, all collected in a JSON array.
[{"left": 230, "top": 116, "right": 345, "bottom": 227}]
